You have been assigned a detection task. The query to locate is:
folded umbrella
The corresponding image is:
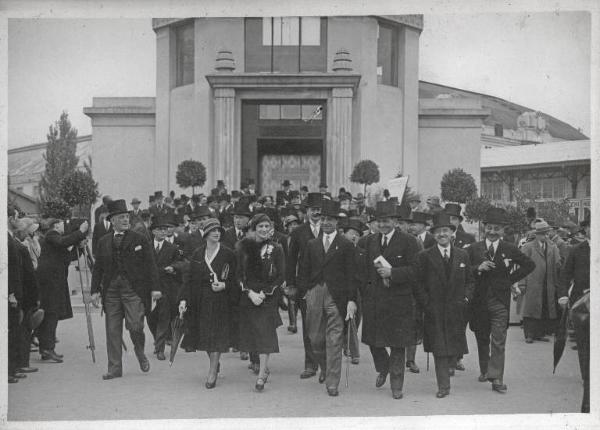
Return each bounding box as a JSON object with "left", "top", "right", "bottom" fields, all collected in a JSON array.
[
  {"left": 169, "top": 310, "right": 186, "bottom": 367},
  {"left": 345, "top": 317, "right": 358, "bottom": 388},
  {"left": 553, "top": 305, "right": 569, "bottom": 374}
]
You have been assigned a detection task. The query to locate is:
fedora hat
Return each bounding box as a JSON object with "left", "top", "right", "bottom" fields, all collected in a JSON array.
[
  {"left": 284, "top": 214, "right": 300, "bottom": 227},
  {"left": 202, "top": 218, "right": 224, "bottom": 238},
  {"left": 150, "top": 215, "right": 174, "bottom": 230},
  {"left": 344, "top": 218, "right": 367, "bottom": 236},
  {"left": 430, "top": 212, "right": 457, "bottom": 233},
  {"left": 106, "top": 199, "right": 129, "bottom": 220},
  {"left": 154, "top": 191, "right": 164, "bottom": 199},
  {"left": 483, "top": 207, "right": 509, "bottom": 225},
  {"left": 410, "top": 211, "right": 431, "bottom": 225},
  {"left": 395, "top": 205, "right": 412, "bottom": 221},
  {"left": 190, "top": 205, "right": 213, "bottom": 220},
  {"left": 321, "top": 199, "right": 342, "bottom": 218},
  {"left": 305, "top": 192, "right": 323, "bottom": 209},
  {"left": 233, "top": 199, "right": 252, "bottom": 217},
  {"left": 375, "top": 201, "right": 397, "bottom": 219},
  {"left": 130, "top": 197, "right": 141, "bottom": 205},
  {"left": 281, "top": 179, "right": 291, "bottom": 187},
  {"left": 533, "top": 221, "right": 553, "bottom": 234},
  {"left": 444, "top": 203, "right": 463, "bottom": 221}
]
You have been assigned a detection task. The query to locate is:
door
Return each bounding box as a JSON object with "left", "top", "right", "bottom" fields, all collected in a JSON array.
[{"left": 260, "top": 154, "right": 321, "bottom": 197}]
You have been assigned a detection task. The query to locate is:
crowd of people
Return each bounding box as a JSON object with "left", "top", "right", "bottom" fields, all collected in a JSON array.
[{"left": 7, "top": 180, "right": 590, "bottom": 411}]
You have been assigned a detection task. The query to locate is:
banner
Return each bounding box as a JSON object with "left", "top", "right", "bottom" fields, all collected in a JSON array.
[{"left": 387, "top": 176, "right": 409, "bottom": 200}]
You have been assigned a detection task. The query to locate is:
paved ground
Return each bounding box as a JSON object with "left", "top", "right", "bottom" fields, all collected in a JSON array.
[{"left": 8, "top": 307, "right": 585, "bottom": 422}]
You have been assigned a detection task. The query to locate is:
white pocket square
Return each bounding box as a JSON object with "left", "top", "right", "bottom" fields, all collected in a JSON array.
[
  {"left": 459, "top": 263, "right": 466, "bottom": 268},
  {"left": 135, "top": 245, "right": 142, "bottom": 251}
]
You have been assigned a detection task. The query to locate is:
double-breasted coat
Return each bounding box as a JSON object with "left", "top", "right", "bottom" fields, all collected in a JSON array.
[
  {"left": 154, "top": 240, "right": 186, "bottom": 314},
  {"left": 37, "top": 229, "right": 87, "bottom": 320},
  {"left": 361, "top": 229, "right": 422, "bottom": 348},
  {"left": 415, "top": 245, "right": 474, "bottom": 356}
]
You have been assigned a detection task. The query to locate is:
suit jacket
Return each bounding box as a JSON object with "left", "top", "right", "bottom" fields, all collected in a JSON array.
[
  {"left": 92, "top": 220, "right": 113, "bottom": 257},
  {"left": 153, "top": 240, "right": 185, "bottom": 308},
  {"left": 286, "top": 222, "right": 322, "bottom": 289},
  {"left": 467, "top": 239, "right": 535, "bottom": 333},
  {"left": 182, "top": 231, "right": 205, "bottom": 259},
  {"left": 8, "top": 235, "right": 23, "bottom": 301},
  {"left": 298, "top": 233, "right": 358, "bottom": 317},
  {"left": 16, "top": 240, "right": 40, "bottom": 311},
  {"left": 415, "top": 245, "right": 474, "bottom": 356},
  {"left": 559, "top": 240, "right": 589, "bottom": 304},
  {"left": 91, "top": 229, "right": 161, "bottom": 315},
  {"left": 417, "top": 231, "right": 436, "bottom": 249},
  {"left": 222, "top": 227, "right": 243, "bottom": 251},
  {"left": 361, "top": 229, "right": 421, "bottom": 347}
]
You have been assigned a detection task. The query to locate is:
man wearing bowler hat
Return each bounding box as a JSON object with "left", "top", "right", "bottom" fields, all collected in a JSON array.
[
  {"left": 362, "top": 201, "right": 422, "bottom": 399},
  {"left": 298, "top": 199, "right": 358, "bottom": 396},
  {"left": 414, "top": 212, "right": 474, "bottom": 398},
  {"left": 129, "top": 197, "right": 143, "bottom": 225},
  {"left": 409, "top": 211, "right": 436, "bottom": 250},
  {"left": 444, "top": 203, "right": 475, "bottom": 250},
  {"left": 467, "top": 207, "right": 534, "bottom": 393},
  {"left": 150, "top": 191, "right": 172, "bottom": 218},
  {"left": 90, "top": 199, "right": 163, "bottom": 380},
  {"left": 287, "top": 192, "right": 323, "bottom": 380}
]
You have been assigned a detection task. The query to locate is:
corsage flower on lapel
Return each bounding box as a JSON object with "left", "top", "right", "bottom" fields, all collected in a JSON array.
[
  {"left": 502, "top": 253, "right": 512, "bottom": 267},
  {"left": 135, "top": 245, "right": 142, "bottom": 252}
]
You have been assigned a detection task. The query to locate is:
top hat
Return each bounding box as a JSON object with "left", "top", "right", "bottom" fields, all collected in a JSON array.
[
  {"left": 321, "top": 199, "right": 341, "bottom": 218},
  {"left": 281, "top": 179, "right": 291, "bottom": 187},
  {"left": 430, "top": 212, "right": 457, "bottom": 232},
  {"left": 106, "top": 199, "right": 129, "bottom": 220},
  {"left": 217, "top": 180, "right": 225, "bottom": 187},
  {"left": 410, "top": 211, "right": 431, "bottom": 225},
  {"left": 483, "top": 207, "right": 509, "bottom": 225},
  {"left": 375, "top": 201, "right": 397, "bottom": 219},
  {"left": 180, "top": 194, "right": 189, "bottom": 202},
  {"left": 344, "top": 218, "right": 367, "bottom": 236},
  {"left": 151, "top": 214, "right": 175, "bottom": 230},
  {"left": 154, "top": 191, "right": 164, "bottom": 199},
  {"left": 202, "top": 218, "right": 224, "bottom": 238},
  {"left": 231, "top": 190, "right": 241, "bottom": 198},
  {"left": 395, "top": 205, "right": 412, "bottom": 221},
  {"left": 305, "top": 192, "right": 323, "bottom": 209},
  {"left": 130, "top": 197, "right": 141, "bottom": 205},
  {"left": 190, "top": 205, "right": 213, "bottom": 220},
  {"left": 233, "top": 199, "right": 252, "bottom": 217},
  {"left": 319, "top": 182, "right": 328, "bottom": 189},
  {"left": 444, "top": 203, "right": 463, "bottom": 220},
  {"left": 533, "top": 221, "right": 553, "bottom": 234}
]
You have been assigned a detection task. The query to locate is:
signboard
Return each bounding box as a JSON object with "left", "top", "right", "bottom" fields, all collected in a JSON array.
[{"left": 387, "top": 176, "right": 409, "bottom": 200}]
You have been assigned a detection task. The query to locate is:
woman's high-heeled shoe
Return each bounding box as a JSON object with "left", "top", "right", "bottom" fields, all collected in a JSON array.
[{"left": 255, "top": 377, "right": 265, "bottom": 392}]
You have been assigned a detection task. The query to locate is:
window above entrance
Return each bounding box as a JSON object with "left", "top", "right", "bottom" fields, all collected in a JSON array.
[{"left": 259, "top": 104, "right": 323, "bottom": 121}]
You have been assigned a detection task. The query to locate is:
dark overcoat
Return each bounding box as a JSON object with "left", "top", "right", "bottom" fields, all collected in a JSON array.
[
  {"left": 37, "top": 229, "right": 86, "bottom": 320},
  {"left": 361, "top": 229, "right": 422, "bottom": 348},
  {"left": 91, "top": 229, "right": 162, "bottom": 316},
  {"left": 179, "top": 244, "right": 237, "bottom": 352},
  {"left": 559, "top": 240, "right": 589, "bottom": 304},
  {"left": 154, "top": 240, "right": 187, "bottom": 313},
  {"left": 415, "top": 245, "right": 474, "bottom": 356},
  {"left": 286, "top": 222, "right": 321, "bottom": 293}
]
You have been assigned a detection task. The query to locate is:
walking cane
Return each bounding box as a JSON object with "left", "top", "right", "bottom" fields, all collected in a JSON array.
[{"left": 345, "top": 319, "right": 351, "bottom": 388}]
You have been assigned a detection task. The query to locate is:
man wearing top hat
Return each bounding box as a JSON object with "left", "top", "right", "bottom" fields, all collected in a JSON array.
[
  {"left": 297, "top": 199, "right": 358, "bottom": 396},
  {"left": 444, "top": 203, "right": 475, "bottom": 249},
  {"left": 466, "top": 207, "right": 534, "bottom": 394},
  {"left": 414, "top": 212, "right": 474, "bottom": 398},
  {"left": 282, "top": 211, "right": 301, "bottom": 333},
  {"left": 362, "top": 201, "right": 422, "bottom": 399},
  {"left": 277, "top": 179, "right": 293, "bottom": 206},
  {"left": 90, "top": 199, "right": 163, "bottom": 380},
  {"left": 222, "top": 198, "right": 252, "bottom": 250},
  {"left": 287, "top": 192, "right": 323, "bottom": 379},
  {"left": 150, "top": 191, "right": 172, "bottom": 218}
]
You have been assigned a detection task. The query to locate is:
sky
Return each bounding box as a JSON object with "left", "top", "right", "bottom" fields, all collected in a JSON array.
[{"left": 7, "top": 12, "right": 591, "bottom": 149}]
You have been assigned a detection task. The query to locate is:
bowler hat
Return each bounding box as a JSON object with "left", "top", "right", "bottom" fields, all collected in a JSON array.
[
  {"left": 395, "top": 205, "right": 412, "bottom": 221},
  {"left": 131, "top": 197, "right": 141, "bottom": 205},
  {"left": 282, "top": 179, "right": 291, "bottom": 187},
  {"left": 430, "top": 212, "right": 456, "bottom": 232},
  {"left": 344, "top": 218, "right": 367, "bottom": 236},
  {"left": 533, "top": 221, "right": 553, "bottom": 234},
  {"left": 151, "top": 215, "right": 174, "bottom": 230},
  {"left": 202, "top": 218, "right": 225, "bottom": 238},
  {"left": 190, "top": 205, "right": 213, "bottom": 220},
  {"left": 444, "top": 203, "right": 463, "bottom": 220},
  {"left": 106, "top": 199, "right": 129, "bottom": 220},
  {"left": 483, "top": 207, "right": 509, "bottom": 225},
  {"left": 410, "top": 211, "right": 431, "bottom": 225},
  {"left": 233, "top": 199, "right": 252, "bottom": 217},
  {"left": 375, "top": 201, "right": 397, "bottom": 219},
  {"left": 154, "top": 191, "right": 163, "bottom": 199},
  {"left": 305, "top": 192, "right": 323, "bottom": 209},
  {"left": 321, "top": 199, "right": 341, "bottom": 218}
]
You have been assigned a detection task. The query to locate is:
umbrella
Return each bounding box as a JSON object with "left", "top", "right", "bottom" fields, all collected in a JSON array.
[
  {"left": 553, "top": 305, "right": 569, "bottom": 374},
  {"left": 345, "top": 317, "right": 358, "bottom": 388},
  {"left": 169, "top": 310, "right": 186, "bottom": 367}
]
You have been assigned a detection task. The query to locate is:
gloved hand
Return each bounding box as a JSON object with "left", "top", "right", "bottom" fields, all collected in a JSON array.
[
  {"left": 179, "top": 300, "right": 187, "bottom": 313},
  {"left": 248, "top": 290, "right": 264, "bottom": 306},
  {"left": 558, "top": 296, "right": 569, "bottom": 309},
  {"left": 211, "top": 281, "right": 226, "bottom": 292}
]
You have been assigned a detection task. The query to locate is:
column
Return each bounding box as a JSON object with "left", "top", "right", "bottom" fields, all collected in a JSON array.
[
  {"left": 213, "top": 88, "right": 238, "bottom": 190},
  {"left": 326, "top": 87, "right": 354, "bottom": 192}
]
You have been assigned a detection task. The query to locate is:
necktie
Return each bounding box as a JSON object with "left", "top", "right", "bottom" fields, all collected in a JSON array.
[
  {"left": 155, "top": 242, "right": 160, "bottom": 252},
  {"left": 237, "top": 230, "right": 243, "bottom": 240},
  {"left": 443, "top": 249, "right": 451, "bottom": 278},
  {"left": 324, "top": 235, "right": 331, "bottom": 253},
  {"left": 488, "top": 243, "right": 495, "bottom": 261},
  {"left": 443, "top": 248, "right": 449, "bottom": 263},
  {"left": 382, "top": 235, "right": 388, "bottom": 252},
  {"left": 114, "top": 233, "right": 124, "bottom": 248},
  {"left": 105, "top": 220, "right": 110, "bottom": 231},
  {"left": 312, "top": 225, "right": 318, "bottom": 238}
]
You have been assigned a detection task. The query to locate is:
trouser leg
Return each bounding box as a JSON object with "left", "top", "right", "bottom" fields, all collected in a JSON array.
[
  {"left": 434, "top": 355, "right": 451, "bottom": 391},
  {"left": 475, "top": 330, "right": 490, "bottom": 375},
  {"left": 487, "top": 299, "right": 508, "bottom": 382},
  {"left": 8, "top": 307, "right": 20, "bottom": 375},
  {"left": 151, "top": 298, "right": 170, "bottom": 353},
  {"left": 389, "top": 347, "right": 406, "bottom": 392},
  {"left": 104, "top": 286, "right": 124, "bottom": 376},
  {"left": 323, "top": 292, "right": 344, "bottom": 390},
  {"left": 298, "top": 298, "right": 318, "bottom": 371},
  {"left": 575, "top": 324, "right": 590, "bottom": 412},
  {"left": 38, "top": 311, "right": 58, "bottom": 351},
  {"left": 288, "top": 298, "right": 297, "bottom": 328},
  {"left": 369, "top": 346, "right": 390, "bottom": 374},
  {"left": 250, "top": 351, "right": 260, "bottom": 365},
  {"left": 406, "top": 345, "right": 416, "bottom": 363},
  {"left": 18, "top": 318, "right": 30, "bottom": 368},
  {"left": 121, "top": 284, "right": 146, "bottom": 361}
]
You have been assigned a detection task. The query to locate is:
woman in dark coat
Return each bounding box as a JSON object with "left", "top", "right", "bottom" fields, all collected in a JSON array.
[
  {"left": 179, "top": 219, "right": 237, "bottom": 389},
  {"left": 36, "top": 218, "right": 88, "bottom": 361},
  {"left": 237, "top": 213, "right": 285, "bottom": 392}
]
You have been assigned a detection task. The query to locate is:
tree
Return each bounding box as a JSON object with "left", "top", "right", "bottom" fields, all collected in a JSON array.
[
  {"left": 464, "top": 196, "right": 492, "bottom": 240},
  {"left": 59, "top": 170, "right": 99, "bottom": 218},
  {"left": 440, "top": 168, "right": 478, "bottom": 203},
  {"left": 350, "top": 159, "right": 380, "bottom": 197},
  {"left": 176, "top": 160, "right": 207, "bottom": 195},
  {"left": 39, "top": 111, "right": 79, "bottom": 203},
  {"left": 41, "top": 199, "right": 72, "bottom": 220}
]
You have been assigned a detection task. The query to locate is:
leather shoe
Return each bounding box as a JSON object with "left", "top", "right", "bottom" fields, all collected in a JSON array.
[
  {"left": 102, "top": 373, "right": 122, "bottom": 380},
  {"left": 40, "top": 349, "right": 63, "bottom": 363},
  {"left": 18, "top": 367, "right": 38, "bottom": 373},
  {"left": 448, "top": 368, "right": 455, "bottom": 377},
  {"left": 406, "top": 361, "right": 420, "bottom": 373},
  {"left": 287, "top": 325, "right": 297, "bottom": 334},
  {"left": 525, "top": 337, "right": 534, "bottom": 344},
  {"left": 156, "top": 351, "right": 166, "bottom": 361},
  {"left": 8, "top": 376, "right": 19, "bottom": 383},
  {"left": 319, "top": 370, "right": 326, "bottom": 384},
  {"left": 205, "top": 378, "right": 217, "bottom": 389},
  {"left": 300, "top": 369, "right": 317, "bottom": 379},
  {"left": 375, "top": 372, "right": 388, "bottom": 388},
  {"left": 392, "top": 390, "right": 403, "bottom": 399},
  {"left": 478, "top": 373, "right": 488, "bottom": 382},
  {"left": 327, "top": 387, "right": 339, "bottom": 397},
  {"left": 255, "top": 377, "right": 265, "bottom": 392},
  {"left": 14, "top": 373, "right": 27, "bottom": 379},
  {"left": 455, "top": 360, "right": 465, "bottom": 371},
  {"left": 535, "top": 337, "right": 550, "bottom": 342},
  {"left": 492, "top": 380, "right": 507, "bottom": 394},
  {"left": 351, "top": 358, "right": 360, "bottom": 365},
  {"left": 436, "top": 389, "right": 450, "bottom": 398},
  {"left": 138, "top": 355, "right": 150, "bottom": 373}
]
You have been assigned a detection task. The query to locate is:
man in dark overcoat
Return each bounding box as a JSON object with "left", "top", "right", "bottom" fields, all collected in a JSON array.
[
  {"left": 466, "top": 207, "right": 534, "bottom": 394},
  {"left": 362, "top": 201, "right": 421, "bottom": 399},
  {"left": 8, "top": 206, "right": 25, "bottom": 383},
  {"left": 414, "top": 212, "right": 474, "bottom": 398},
  {"left": 286, "top": 192, "right": 323, "bottom": 379},
  {"left": 91, "top": 199, "right": 162, "bottom": 380},
  {"left": 297, "top": 199, "right": 358, "bottom": 396},
  {"left": 92, "top": 206, "right": 112, "bottom": 258},
  {"left": 149, "top": 191, "right": 173, "bottom": 219}
]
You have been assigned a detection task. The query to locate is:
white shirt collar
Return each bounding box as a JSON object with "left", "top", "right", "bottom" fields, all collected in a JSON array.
[
  {"left": 418, "top": 231, "right": 427, "bottom": 241},
  {"left": 437, "top": 243, "right": 451, "bottom": 258},
  {"left": 323, "top": 230, "right": 337, "bottom": 245},
  {"left": 382, "top": 230, "right": 394, "bottom": 244},
  {"left": 154, "top": 239, "right": 163, "bottom": 249},
  {"left": 485, "top": 238, "right": 499, "bottom": 252}
]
